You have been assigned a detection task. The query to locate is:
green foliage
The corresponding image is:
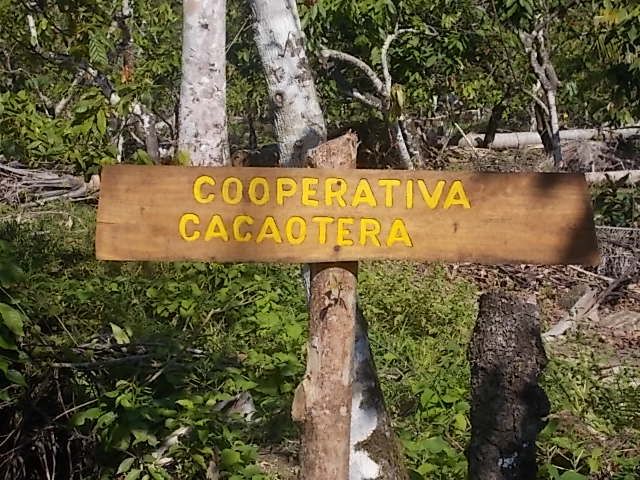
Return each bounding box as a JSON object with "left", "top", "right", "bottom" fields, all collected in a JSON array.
[
  {"left": 592, "top": 184, "right": 639, "bottom": 227},
  {"left": 539, "top": 354, "right": 640, "bottom": 478},
  {"left": 0, "top": 240, "right": 28, "bottom": 400},
  {"left": 590, "top": 1, "right": 640, "bottom": 123},
  {"left": 0, "top": 0, "right": 182, "bottom": 171},
  {"left": 0, "top": 89, "right": 116, "bottom": 171},
  {"left": 1, "top": 0, "right": 638, "bottom": 171},
  {"left": 300, "top": 0, "right": 510, "bottom": 118},
  {"left": 359, "top": 262, "right": 475, "bottom": 478},
  {"left": 0, "top": 203, "right": 639, "bottom": 478},
  {"left": 0, "top": 204, "right": 307, "bottom": 478}
]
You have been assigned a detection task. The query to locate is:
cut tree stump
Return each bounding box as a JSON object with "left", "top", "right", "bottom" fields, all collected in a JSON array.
[{"left": 468, "top": 293, "right": 550, "bottom": 480}]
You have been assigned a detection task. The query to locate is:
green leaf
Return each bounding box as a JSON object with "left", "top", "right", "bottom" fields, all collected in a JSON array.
[
  {"left": 133, "top": 149, "right": 153, "bottom": 165},
  {"left": 192, "top": 453, "right": 207, "bottom": 470},
  {"left": 71, "top": 407, "right": 102, "bottom": 426},
  {"left": 453, "top": 413, "right": 467, "bottom": 431},
  {"left": 147, "top": 465, "right": 170, "bottom": 480},
  {"left": 416, "top": 463, "right": 437, "bottom": 475},
  {"left": 96, "top": 110, "right": 107, "bottom": 135},
  {"left": 0, "top": 357, "right": 9, "bottom": 374},
  {"left": 0, "top": 332, "right": 17, "bottom": 351},
  {"left": 125, "top": 469, "right": 142, "bottom": 480},
  {"left": 421, "top": 436, "right": 449, "bottom": 454},
  {"left": 89, "top": 34, "right": 108, "bottom": 65},
  {"left": 132, "top": 429, "right": 158, "bottom": 447},
  {"left": 176, "top": 399, "right": 194, "bottom": 409},
  {"left": 110, "top": 323, "right": 130, "bottom": 345},
  {"left": 117, "top": 457, "right": 135, "bottom": 474},
  {"left": 285, "top": 322, "right": 302, "bottom": 339},
  {"left": 0, "top": 303, "right": 24, "bottom": 337},
  {"left": 559, "top": 472, "right": 588, "bottom": 480},
  {"left": 5, "top": 369, "right": 26, "bottom": 386},
  {"left": 176, "top": 150, "right": 190, "bottom": 166},
  {"left": 221, "top": 448, "right": 241, "bottom": 467}
]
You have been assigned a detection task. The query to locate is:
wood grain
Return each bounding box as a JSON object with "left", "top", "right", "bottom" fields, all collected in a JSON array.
[{"left": 96, "top": 165, "right": 600, "bottom": 265}]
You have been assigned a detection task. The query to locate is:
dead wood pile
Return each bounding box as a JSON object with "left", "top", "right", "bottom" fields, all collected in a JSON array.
[{"left": 0, "top": 161, "right": 100, "bottom": 206}]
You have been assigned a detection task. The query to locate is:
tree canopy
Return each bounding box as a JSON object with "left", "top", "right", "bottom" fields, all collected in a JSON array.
[{"left": 1, "top": 0, "right": 638, "bottom": 172}]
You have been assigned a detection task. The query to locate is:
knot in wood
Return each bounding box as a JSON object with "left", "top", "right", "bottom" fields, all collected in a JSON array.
[{"left": 274, "top": 90, "right": 285, "bottom": 108}]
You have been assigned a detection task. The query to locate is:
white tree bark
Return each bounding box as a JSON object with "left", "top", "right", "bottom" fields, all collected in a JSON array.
[
  {"left": 251, "top": 2, "right": 407, "bottom": 478},
  {"left": 519, "top": 28, "right": 563, "bottom": 167},
  {"left": 250, "top": 0, "right": 325, "bottom": 166},
  {"left": 459, "top": 127, "right": 640, "bottom": 149},
  {"left": 179, "top": 0, "right": 229, "bottom": 166},
  {"left": 585, "top": 170, "right": 640, "bottom": 185}
]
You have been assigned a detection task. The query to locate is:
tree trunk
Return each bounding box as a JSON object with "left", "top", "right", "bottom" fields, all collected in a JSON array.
[
  {"left": 391, "top": 121, "right": 412, "bottom": 169},
  {"left": 250, "top": 0, "right": 325, "bottom": 166},
  {"left": 133, "top": 102, "right": 160, "bottom": 163},
  {"left": 178, "top": 0, "right": 229, "bottom": 166},
  {"left": 546, "top": 90, "right": 563, "bottom": 167},
  {"left": 519, "top": 28, "right": 563, "bottom": 168},
  {"left": 142, "top": 110, "right": 160, "bottom": 163},
  {"left": 250, "top": 2, "right": 408, "bottom": 478},
  {"left": 481, "top": 102, "right": 505, "bottom": 148},
  {"left": 350, "top": 310, "right": 409, "bottom": 480},
  {"left": 299, "top": 260, "right": 356, "bottom": 479},
  {"left": 534, "top": 102, "right": 554, "bottom": 157},
  {"left": 467, "top": 293, "right": 550, "bottom": 480}
]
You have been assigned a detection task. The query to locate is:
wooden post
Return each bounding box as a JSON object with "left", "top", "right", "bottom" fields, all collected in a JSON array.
[
  {"left": 467, "top": 293, "right": 550, "bottom": 480},
  {"left": 292, "top": 133, "right": 358, "bottom": 479}
]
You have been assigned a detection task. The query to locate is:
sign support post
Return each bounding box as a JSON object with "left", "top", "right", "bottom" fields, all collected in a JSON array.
[{"left": 293, "top": 134, "right": 359, "bottom": 479}]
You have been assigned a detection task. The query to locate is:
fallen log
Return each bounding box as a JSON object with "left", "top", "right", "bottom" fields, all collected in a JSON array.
[{"left": 459, "top": 127, "right": 640, "bottom": 149}]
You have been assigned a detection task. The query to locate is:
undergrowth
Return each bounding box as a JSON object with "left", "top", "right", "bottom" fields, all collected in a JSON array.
[{"left": 0, "top": 202, "right": 638, "bottom": 479}]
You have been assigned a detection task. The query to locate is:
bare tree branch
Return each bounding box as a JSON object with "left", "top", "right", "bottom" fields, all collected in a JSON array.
[
  {"left": 51, "top": 354, "right": 152, "bottom": 370},
  {"left": 521, "top": 85, "right": 549, "bottom": 115},
  {"left": 226, "top": 17, "right": 250, "bottom": 54},
  {"left": 350, "top": 90, "right": 383, "bottom": 109},
  {"left": 26, "top": 14, "right": 39, "bottom": 48},
  {"left": 319, "top": 48, "right": 385, "bottom": 96},
  {"left": 54, "top": 70, "right": 84, "bottom": 117},
  {"left": 381, "top": 28, "right": 416, "bottom": 94}
]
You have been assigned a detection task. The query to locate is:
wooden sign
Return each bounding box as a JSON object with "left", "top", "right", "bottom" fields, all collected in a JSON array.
[{"left": 96, "top": 165, "right": 599, "bottom": 265}]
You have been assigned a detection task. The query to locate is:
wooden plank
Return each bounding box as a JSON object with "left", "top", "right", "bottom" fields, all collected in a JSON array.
[{"left": 96, "top": 165, "right": 600, "bottom": 265}]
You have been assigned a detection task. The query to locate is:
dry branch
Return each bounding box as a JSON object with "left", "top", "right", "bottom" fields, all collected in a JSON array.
[{"left": 0, "top": 161, "right": 100, "bottom": 206}]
